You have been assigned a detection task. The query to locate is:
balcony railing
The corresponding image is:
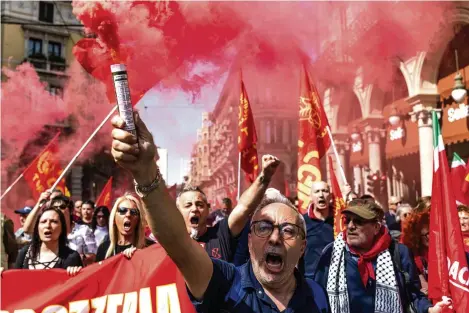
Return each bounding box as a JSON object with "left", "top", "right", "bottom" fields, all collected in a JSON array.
[{"left": 24, "top": 53, "right": 67, "bottom": 73}]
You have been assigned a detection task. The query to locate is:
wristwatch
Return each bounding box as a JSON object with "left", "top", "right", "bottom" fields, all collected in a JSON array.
[{"left": 133, "top": 166, "right": 163, "bottom": 198}]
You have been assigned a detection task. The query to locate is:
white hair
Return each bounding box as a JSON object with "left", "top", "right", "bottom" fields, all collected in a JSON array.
[
  {"left": 395, "top": 203, "right": 413, "bottom": 222},
  {"left": 252, "top": 188, "right": 307, "bottom": 237}
]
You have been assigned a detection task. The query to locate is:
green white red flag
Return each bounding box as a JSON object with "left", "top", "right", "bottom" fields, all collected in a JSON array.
[
  {"left": 451, "top": 152, "right": 469, "bottom": 205},
  {"left": 428, "top": 111, "right": 469, "bottom": 312}
]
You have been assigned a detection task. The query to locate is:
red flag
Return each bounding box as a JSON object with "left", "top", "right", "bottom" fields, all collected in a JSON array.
[
  {"left": 23, "top": 133, "right": 69, "bottom": 199},
  {"left": 328, "top": 155, "right": 346, "bottom": 237},
  {"left": 238, "top": 78, "right": 259, "bottom": 183},
  {"left": 428, "top": 111, "right": 469, "bottom": 312},
  {"left": 96, "top": 177, "right": 113, "bottom": 207},
  {"left": 463, "top": 164, "right": 469, "bottom": 195},
  {"left": 297, "top": 64, "right": 331, "bottom": 212}
]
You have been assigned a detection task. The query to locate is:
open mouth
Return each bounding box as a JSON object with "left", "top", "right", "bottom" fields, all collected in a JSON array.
[
  {"left": 43, "top": 230, "right": 52, "bottom": 237},
  {"left": 265, "top": 252, "right": 283, "bottom": 272},
  {"left": 190, "top": 216, "right": 199, "bottom": 226},
  {"left": 318, "top": 199, "right": 326, "bottom": 206},
  {"left": 123, "top": 221, "right": 131, "bottom": 232}
]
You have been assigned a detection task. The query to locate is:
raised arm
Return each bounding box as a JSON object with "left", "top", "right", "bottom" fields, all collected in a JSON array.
[
  {"left": 111, "top": 113, "right": 212, "bottom": 299},
  {"left": 228, "top": 155, "right": 280, "bottom": 237},
  {"left": 23, "top": 191, "right": 50, "bottom": 234}
]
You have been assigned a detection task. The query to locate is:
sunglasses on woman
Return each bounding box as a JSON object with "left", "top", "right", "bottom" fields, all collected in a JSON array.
[{"left": 117, "top": 207, "right": 139, "bottom": 216}]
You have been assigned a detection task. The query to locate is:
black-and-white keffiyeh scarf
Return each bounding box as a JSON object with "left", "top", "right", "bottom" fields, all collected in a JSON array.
[{"left": 326, "top": 233, "right": 403, "bottom": 313}]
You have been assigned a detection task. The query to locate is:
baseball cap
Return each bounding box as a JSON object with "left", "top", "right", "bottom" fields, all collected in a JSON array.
[
  {"left": 14, "top": 206, "right": 33, "bottom": 215},
  {"left": 342, "top": 199, "right": 384, "bottom": 221}
]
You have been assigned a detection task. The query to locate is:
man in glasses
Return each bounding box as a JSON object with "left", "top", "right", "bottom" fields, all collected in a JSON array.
[
  {"left": 174, "top": 153, "right": 280, "bottom": 262},
  {"left": 313, "top": 199, "right": 451, "bottom": 313},
  {"left": 110, "top": 113, "right": 329, "bottom": 313},
  {"left": 299, "top": 181, "right": 334, "bottom": 278},
  {"left": 385, "top": 195, "right": 401, "bottom": 232}
]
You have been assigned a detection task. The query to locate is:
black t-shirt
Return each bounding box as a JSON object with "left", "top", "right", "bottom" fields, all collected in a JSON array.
[
  {"left": 196, "top": 218, "right": 236, "bottom": 262},
  {"left": 95, "top": 238, "right": 154, "bottom": 262},
  {"left": 15, "top": 244, "right": 83, "bottom": 269}
]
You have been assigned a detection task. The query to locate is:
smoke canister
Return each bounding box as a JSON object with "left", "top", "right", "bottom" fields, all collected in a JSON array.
[{"left": 111, "top": 64, "right": 137, "bottom": 137}]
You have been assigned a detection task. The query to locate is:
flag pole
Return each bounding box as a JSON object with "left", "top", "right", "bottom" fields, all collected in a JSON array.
[
  {"left": 0, "top": 173, "right": 24, "bottom": 200},
  {"left": 237, "top": 152, "right": 241, "bottom": 200},
  {"left": 326, "top": 126, "right": 348, "bottom": 186},
  {"left": 50, "top": 106, "right": 118, "bottom": 191}
]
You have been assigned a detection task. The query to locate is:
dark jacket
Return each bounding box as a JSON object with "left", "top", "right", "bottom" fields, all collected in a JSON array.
[{"left": 314, "top": 241, "right": 432, "bottom": 313}]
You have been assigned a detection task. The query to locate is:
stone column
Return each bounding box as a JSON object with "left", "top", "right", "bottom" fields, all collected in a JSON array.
[
  {"left": 366, "top": 127, "right": 383, "bottom": 174},
  {"left": 353, "top": 166, "right": 362, "bottom": 194},
  {"left": 411, "top": 106, "right": 434, "bottom": 197}
]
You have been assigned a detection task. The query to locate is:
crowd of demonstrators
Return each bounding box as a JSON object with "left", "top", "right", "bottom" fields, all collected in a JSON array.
[
  {"left": 68, "top": 199, "right": 97, "bottom": 265},
  {"left": 401, "top": 210, "right": 430, "bottom": 295},
  {"left": 95, "top": 193, "right": 150, "bottom": 262},
  {"left": 13, "top": 205, "right": 32, "bottom": 249},
  {"left": 207, "top": 198, "right": 233, "bottom": 226}
]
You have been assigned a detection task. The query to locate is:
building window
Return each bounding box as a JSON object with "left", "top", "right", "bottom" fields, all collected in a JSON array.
[
  {"left": 49, "top": 85, "right": 63, "bottom": 97},
  {"left": 28, "top": 38, "right": 43, "bottom": 57},
  {"left": 48, "top": 41, "right": 62, "bottom": 57},
  {"left": 39, "top": 2, "right": 54, "bottom": 23}
]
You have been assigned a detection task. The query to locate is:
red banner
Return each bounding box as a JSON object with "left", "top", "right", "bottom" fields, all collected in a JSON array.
[
  {"left": 238, "top": 79, "right": 259, "bottom": 183},
  {"left": 1, "top": 245, "right": 196, "bottom": 313},
  {"left": 328, "top": 155, "right": 346, "bottom": 238},
  {"left": 296, "top": 64, "right": 331, "bottom": 212},
  {"left": 22, "top": 133, "right": 70, "bottom": 199},
  {"left": 96, "top": 177, "right": 113, "bottom": 207},
  {"left": 463, "top": 165, "right": 469, "bottom": 195}
]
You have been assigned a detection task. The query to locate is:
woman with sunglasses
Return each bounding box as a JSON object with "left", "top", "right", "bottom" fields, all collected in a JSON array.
[
  {"left": 95, "top": 193, "right": 151, "bottom": 262},
  {"left": 14, "top": 207, "right": 82, "bottom": 276},
  {"left": 91, "top": 206, "right": 110, "bottom": 247},
  {"left": 401, "top": 210, "right": 430, "bottom": 295}
]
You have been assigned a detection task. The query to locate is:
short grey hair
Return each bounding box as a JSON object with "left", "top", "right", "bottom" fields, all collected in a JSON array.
[
  {"left": 252, "top": 188, "right": 307, "bottom": 236},
  {"left": 396, "top": 203, "right": 413, "bottom": 222}
]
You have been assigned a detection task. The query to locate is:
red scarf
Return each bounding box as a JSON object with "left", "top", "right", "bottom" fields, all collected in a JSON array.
[{"left": 344, "top": 226, "right": 392, "bottom": 286}]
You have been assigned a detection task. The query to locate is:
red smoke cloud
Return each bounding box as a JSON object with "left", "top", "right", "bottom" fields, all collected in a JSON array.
[{"left": 1, "top": 1, "right": 456, "bottom": 213}]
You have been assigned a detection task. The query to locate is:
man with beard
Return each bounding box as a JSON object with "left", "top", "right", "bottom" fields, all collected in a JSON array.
[
  {"left": 110, "top": 113, "right": 329, "bottom": 312},
  {"left": 314, "top": 199, "right": 452, "bottom": 313},
  {"left": 299, "top": 181, "right": 334, "bottom": 278},
  {"left": 176, "top": 153, "right": 279, "bottom": 262}
]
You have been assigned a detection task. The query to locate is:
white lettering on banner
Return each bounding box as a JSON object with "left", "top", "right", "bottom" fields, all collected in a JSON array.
[
  {"left": 156, "top": 284, "right": 181, "bottom": 313},
  {"left": 389, "top": 127, "right": 404, "bottom": 141},
  {"left": 448, "top": 103, "right": 469, "bottom": 123},
  {"left": 447, "top": 257, "right": 469, "bottom": 292},
  {"left": 352, "top": 141, "right": 362, "bottom": 153}
]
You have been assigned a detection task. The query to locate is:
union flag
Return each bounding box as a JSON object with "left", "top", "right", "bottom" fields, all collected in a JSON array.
[
  {"left": 238, "top": 78, "right": 259, "bottom": 183},
  {"left": 296, "top": 64, "right": 331, "bottom": 212},
  {"left": 328, "top": 155, "right": 346, "bottom": 237},
  {"left": 23, "top": 133, "right": 70, "bottom": 199},
  {"left": 96, "top": 177, "right": 113, "bottom": 208}
]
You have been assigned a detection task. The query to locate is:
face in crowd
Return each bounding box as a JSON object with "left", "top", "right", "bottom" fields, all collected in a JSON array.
[
  {"left": 38, "top": 209, "right": 63, "bottom": 243},
  {"left": 19, "top": 213, "right": 28, "bottom": 227},
  {"left": 95, "top": 206, "right": 110, "bottom": 228},
  {"left": 310, "top": 181, "right": 331, "bottom": 212},
  {"left": 115, "top": 199, "right": 141, "bottom": 238},
  {"left": 74, "top": 201, "right": 83, "bottom": 217},
  {"left": 248, "top": 201, "right": 306, "bottom": 288},
  {"left": 459, "top": 208, "right": 469, "bottom": 233},
  {"left": 177, "top": 190, "right": 210, "bottom": 237},
  {"left": 344, "top": 213, "right": 381, "bottom": 253},
  {"left": 50, "top": 196, "right": 72, "bottom": 232},
  {"left": 388, "top": 196, "right": 402, "bottom": 213},
  {"left": 397, "top": 204, "right": 413, "bottom": 225},
  {"left": 81, "top": 201, "right": 94, "bottom": 224},
  {"left": 221, "top": 198, "right": 233, "bottom": 215}
]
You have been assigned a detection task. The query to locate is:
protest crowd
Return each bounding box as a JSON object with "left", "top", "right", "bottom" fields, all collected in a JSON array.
[{"left": 1, "top": 109, "right": 469, "bottom": 313}]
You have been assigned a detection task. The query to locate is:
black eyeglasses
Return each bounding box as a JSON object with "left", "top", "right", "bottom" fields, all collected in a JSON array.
[
  {"left": 117, "top": 207, "right": 139, "bottom": 216},
  {"left": 53, "top": 204, "right": 67, "bottom": 210},
  {"left": 250, "top": 220, "right": 305, "bottom": 240}
]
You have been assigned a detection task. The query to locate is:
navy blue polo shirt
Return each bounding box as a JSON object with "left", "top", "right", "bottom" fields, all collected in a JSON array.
[
  {"left": 189, "top": 258, "right": 330, "bottom": 313},
  {"left": 299, "top": 213, "right": 334, "bottom": 279}
]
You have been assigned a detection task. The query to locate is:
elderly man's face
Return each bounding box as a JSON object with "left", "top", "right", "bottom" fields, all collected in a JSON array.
[
  {"left": 345, "top": 213, "right": 381, "bottom": 253},
  {"left": 398, "top": 206, "right": 413, "bottom": 224},
  {"left": 388, "top": 196, "right": 402, "bottom": 212},
  {"left": 310, "top": 181, "right": 331, "bottom": 211},
  {"left": 459, "top": 211, "right": 469, "bottom": 232},
  {"left": 178, "top": 191, "right": 209, "bottom": 235},
  {"left": 248, "top": 203, "right": 306, "bottom": 288}
]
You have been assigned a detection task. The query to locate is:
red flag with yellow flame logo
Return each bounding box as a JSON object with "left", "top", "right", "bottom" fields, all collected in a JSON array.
[
  {"left": 238, "top": 79, "right": 259, "bottom": 183},
  {"left": 328, "top": 155, "right": 346, "bottom": 237},
  {"left": 296, "top": 65, "right": 331, "bottom": 212},
  {"left": 23, "top": 133, "right": 70, "bottom": 199},
  {"left": 96, "top": 177, "right": 113, "bottom": 208}
]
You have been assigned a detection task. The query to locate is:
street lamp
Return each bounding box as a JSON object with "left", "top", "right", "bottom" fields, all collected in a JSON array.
[{"left": 452, "top": 50, "right": 467, "bottom": 104}]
